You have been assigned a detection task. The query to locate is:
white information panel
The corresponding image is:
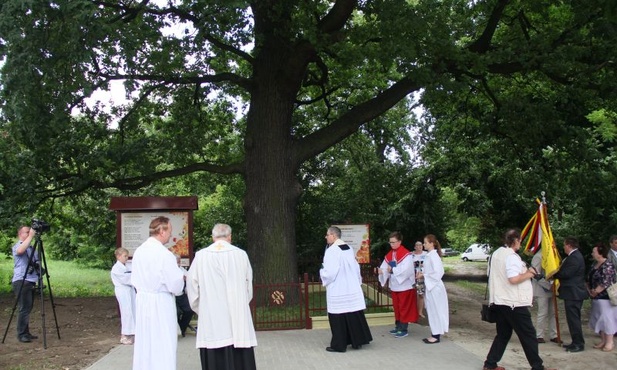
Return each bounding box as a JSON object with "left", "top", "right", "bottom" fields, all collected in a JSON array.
[
  {"left": 333, "top": 224, "right": 370, "bottom": 263},
  {"left": 120, "top": 211, "right": 190, "bottom": 260}
]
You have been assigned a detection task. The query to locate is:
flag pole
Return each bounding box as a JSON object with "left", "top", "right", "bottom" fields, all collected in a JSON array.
[{"left": 542, "top": 192, "right": 562, "bottom": 346}]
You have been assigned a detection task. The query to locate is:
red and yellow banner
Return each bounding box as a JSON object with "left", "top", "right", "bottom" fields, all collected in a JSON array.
[{"left": 521, "top": 198, "right": 561, "bottom": 277}]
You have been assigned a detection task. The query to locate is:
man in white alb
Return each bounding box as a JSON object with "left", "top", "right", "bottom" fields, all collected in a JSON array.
[
  {"left": 187, "top": 223, "right": 257, "bottom": 370},
  {"left": 131, "top": 216, "right": 185, "bottom": 370}
]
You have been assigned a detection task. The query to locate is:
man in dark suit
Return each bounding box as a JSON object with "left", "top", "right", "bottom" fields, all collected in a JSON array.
[{"left": 552, "top": 237, "right": 588, "bottom": 352}]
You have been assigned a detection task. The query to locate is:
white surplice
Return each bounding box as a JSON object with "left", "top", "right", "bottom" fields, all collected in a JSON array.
[
  {"left": 186, "top": 240, "right": 257, "bottom": 349},
  {"left": 320, "top": 239, "right": 366, "bottom": 314},
  {"left": 423, "top": 249, "right": 449, "bottom": 335},
  {"left": 131, "top": 237, "right": 185, "bottom": 370},
  {"left": 110, "top": 260, "right": 136, "bottom": 335},
  {"left": 378, "top": 249, "right": 415, "bottom": 292}
]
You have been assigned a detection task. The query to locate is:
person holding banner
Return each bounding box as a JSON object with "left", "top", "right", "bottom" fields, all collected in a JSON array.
[
  {"left": 377, "top": 231, "right": 418, "bottom": 338},
  {"left": 551, "top": 237, "right": 588, "bottom": 353},
  {"left": 531, "top": 249, "right": 558, "bottom": 344}
]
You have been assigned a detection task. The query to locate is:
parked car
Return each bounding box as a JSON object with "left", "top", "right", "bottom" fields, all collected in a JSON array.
[
  {"left": 461, "top": 243, "right": 491, "bottom": 261},
  {"left": 441, "top": 248, "right": 460, "bottom": 257}
]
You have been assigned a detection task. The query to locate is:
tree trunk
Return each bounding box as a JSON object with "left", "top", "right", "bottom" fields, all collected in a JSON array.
[
  {"left": 243, "top": 108, "right": 301, "bottom": 283},
  {"left": 243, "top": 45, "right": 303, "bottom": 283}
]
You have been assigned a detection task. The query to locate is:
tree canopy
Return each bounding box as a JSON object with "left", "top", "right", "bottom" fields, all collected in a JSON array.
[{"left": 1, "top": 0, "right": 616, "bottom": 280}]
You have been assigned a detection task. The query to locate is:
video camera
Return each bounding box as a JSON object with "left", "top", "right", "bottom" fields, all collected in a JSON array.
[
  {"left": 31, "top": 218, "right": 50, "bottom": 234},
  {"left": 27, "top": 261, "right": 44, "bottom": 276}
]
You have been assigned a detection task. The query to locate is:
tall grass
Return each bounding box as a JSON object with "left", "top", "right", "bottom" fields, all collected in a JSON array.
[{"left": 0, "top": 257, "right": 114, "bottom": 297}]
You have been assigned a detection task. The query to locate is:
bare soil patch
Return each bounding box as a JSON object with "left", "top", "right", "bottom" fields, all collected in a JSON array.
[{"left": 0, "top": 295, "right": 118, "bottom": 370}]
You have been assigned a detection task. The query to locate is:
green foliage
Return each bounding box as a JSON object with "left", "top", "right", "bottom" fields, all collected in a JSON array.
[
  {"left": 1, "top": 0, "right": 616, "bottom": 278},
  {"left": 194, "top": 176, "right": 247, "bottom": 250},
  {"left": 0, "top": 258, "right": 114, "bottom": 297},
  {"left": 441, "top": 187, "right": 482, "bottom": 251}
]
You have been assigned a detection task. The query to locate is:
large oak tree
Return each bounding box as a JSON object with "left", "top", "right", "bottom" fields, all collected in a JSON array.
[{"left": 1, "top": 0, "right": 615, "bottom": 281}]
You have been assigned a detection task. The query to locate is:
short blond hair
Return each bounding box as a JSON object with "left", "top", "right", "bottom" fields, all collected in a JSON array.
[{"left": 115, "top": 247, "right": 129, "bottom": 257}]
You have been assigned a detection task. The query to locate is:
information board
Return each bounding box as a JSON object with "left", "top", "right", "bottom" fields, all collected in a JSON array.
[
  {"left": 120, "top": 211, "right": 190, "bottom": 262},
  {"left": 333, "top": 224, "right": 371, "bottom": 263}
]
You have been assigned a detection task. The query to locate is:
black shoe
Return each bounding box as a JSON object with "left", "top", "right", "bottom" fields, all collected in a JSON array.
[
  {"left": 18, "top": 336, "right": 32, "bottom": 343},
  {"left": 326, "top": 346, "right": 346, "bottom": 353},
  {"left": 25, "top": 333, "right": 38, "bottom": 340},
  {"left": 550, "top": 338, "right": 561, "bottom": 344},
  {"left": 563, "top": 343, "right": 574, "bottom": 349},
  {"left": 537, "top": 337, "right": 546, "bottom": 343},
  {"left": 351, "top": 344, "right": 362, "bottom": 349},
  {"left": 566, "top": 345, "right": 584, "bottom": 352}
]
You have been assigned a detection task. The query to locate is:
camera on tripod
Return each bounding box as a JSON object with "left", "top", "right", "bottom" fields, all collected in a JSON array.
[
  {"left": 27, "top": 261, "right": 45, "bottom": 276},
  {"left": 31, "top": 218, "right": 50, "bottom": 234}
]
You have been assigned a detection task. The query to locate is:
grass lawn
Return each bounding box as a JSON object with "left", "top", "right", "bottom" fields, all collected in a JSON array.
[{"left": 0, "top": 257, "right": 114, "bottom": 297}]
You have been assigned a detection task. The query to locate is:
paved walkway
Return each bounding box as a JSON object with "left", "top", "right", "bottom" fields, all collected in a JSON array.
[{"left": 86, "top": 323, "right": 485, "bottom": 370}]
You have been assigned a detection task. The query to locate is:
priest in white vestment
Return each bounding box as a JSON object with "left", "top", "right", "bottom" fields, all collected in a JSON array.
[
  {"left": 131, "top": 216, "right": 185, "bottom": 370},
  {"left": 187, "top": 223, "right": 257, "bottom": 370},
  {"left": 320, "top": 226, "right": 373, "bottom": 352}
]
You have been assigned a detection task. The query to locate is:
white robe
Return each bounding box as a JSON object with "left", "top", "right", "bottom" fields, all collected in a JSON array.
[
  {"left": 110, "top": 260, "right": 136, "bottom": 335},
  {"left": 186, "top": 240, "right": 257, "bottom": 349},
  {"left": 378, "top": 250, "right": 415, "bottom": 292},
  {"left": 424, "top": 249, "right": 449, "bottom": 335},
  {"left": 131, "top": 237, "right": 185, "bottom": 370},
  {"left": 320, "top": 239, "right": 366, "bottom": 314}
]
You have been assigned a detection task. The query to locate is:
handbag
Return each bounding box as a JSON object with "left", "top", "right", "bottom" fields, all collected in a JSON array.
[
  {"left": 481, "top": 255, "right": 496, "bottom": 323},
  {"left": 607, "top": 282, "right": 617, "bottom": 306},
  {"left": 481, "top": 302, "right": 496, "bottom": 323}
]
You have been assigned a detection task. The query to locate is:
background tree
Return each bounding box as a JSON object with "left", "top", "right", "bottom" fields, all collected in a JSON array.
[{"left": 1, "top": 1, "right": 616, "bottom": 281}]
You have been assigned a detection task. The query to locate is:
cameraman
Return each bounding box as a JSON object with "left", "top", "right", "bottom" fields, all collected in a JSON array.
[{"left": 11, "top": 225, "right": 39, "bottom": 343}]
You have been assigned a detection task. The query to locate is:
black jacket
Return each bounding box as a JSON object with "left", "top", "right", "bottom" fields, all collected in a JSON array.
[{"left": 554, "top": 249, "right": 588, "bottom": 300}]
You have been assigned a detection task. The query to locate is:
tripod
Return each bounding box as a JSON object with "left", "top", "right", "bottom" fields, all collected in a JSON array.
[{"left": 2, "top": 231, "right": 61, "bottom": 348}]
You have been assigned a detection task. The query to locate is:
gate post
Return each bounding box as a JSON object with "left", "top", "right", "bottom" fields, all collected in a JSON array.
[{"left": 304, "top": 273, "right": 312, "bottom": 329}]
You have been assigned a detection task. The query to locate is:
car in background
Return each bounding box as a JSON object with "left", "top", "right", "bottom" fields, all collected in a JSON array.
[
  {"left": 461, "top": 243, "right": 491, "bottom": 261},
  {"left": 441, "top": 248, "right": 460, "bottom": 257}
]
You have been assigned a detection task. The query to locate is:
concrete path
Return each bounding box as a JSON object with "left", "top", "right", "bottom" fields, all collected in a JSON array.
[{"left": 86, "top": 323, "right": 485, "bottom": 370}]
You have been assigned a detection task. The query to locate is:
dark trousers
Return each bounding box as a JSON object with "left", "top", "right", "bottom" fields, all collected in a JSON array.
[
  {"left": 176, "top": 293, "right": 193, "bottom": 335},
  {"left": 328, "top": 310, "right": 373, "bottom": 351},
  {"left": 199, "top": 346, "right": 256, "bottom": 370},
  {"left": 12, "top": 280, "right": 35, "bottom": 338},
  {"left": 484, "top": 305, "right": 544, "bottom": 370},
  {"left": 564, "top": 299, "right": 584, "bottom": 347}
]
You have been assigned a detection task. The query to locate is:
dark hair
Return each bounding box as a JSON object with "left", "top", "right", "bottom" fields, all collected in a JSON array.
[
  {"left": 564, "top": 237, "right": 579, "bottom": 250},
  {"left": 503, "top": 228, "right": 521, "bottom": 248},
  {"left": 595, "top": 242, "right": 609, "bottom": 258},
  {"left": 610, "top": 235, "right": 617, "bottom": 244},
  {"left": 389, "top": 231, "right": 403, "bottom": 241},
  {"left": 424, "top": 234, "right": 442, "bottom": 257}
]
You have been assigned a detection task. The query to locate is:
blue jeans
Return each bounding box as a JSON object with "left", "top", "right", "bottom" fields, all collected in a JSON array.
[{"left": 12, "top": 280, "right": 35, "bottom": 338}]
